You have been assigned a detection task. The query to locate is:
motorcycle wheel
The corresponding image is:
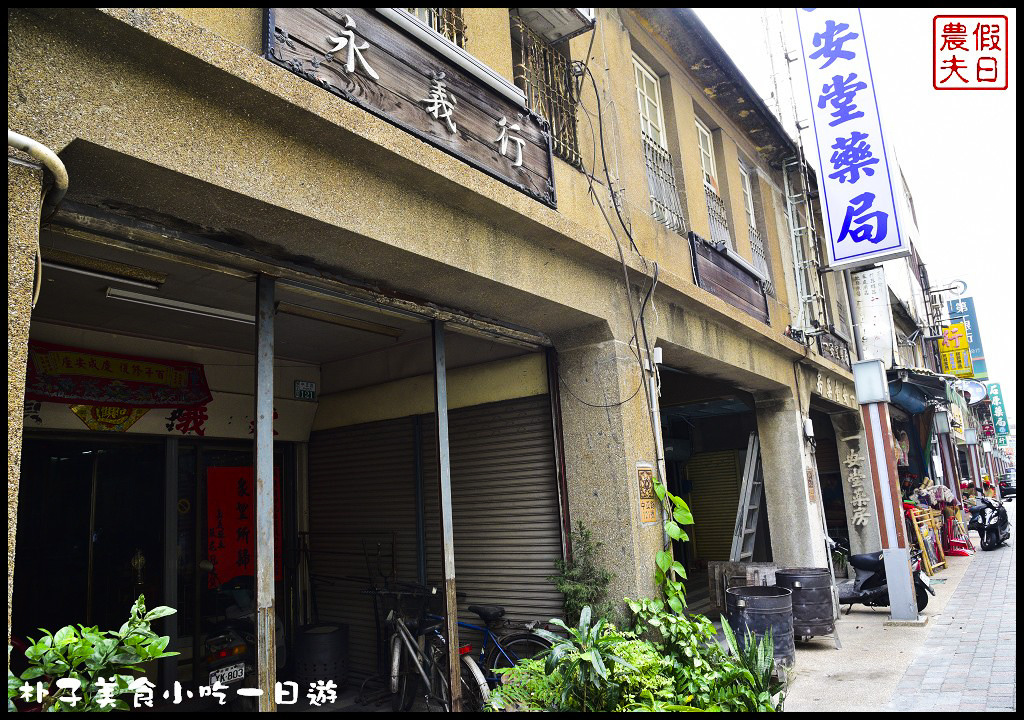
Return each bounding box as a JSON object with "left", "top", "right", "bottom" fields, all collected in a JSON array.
[
  {"left": 915, "top": 584, "right": 929, "bottom": 613},
  {"left": 981, "top": 529, "right": 997, "bottom": 551}
]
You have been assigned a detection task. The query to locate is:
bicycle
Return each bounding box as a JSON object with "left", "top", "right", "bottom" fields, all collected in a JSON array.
[
  {"left": 425, "top": 603, "right": 553, "bottom": 686},
  {"left": 384, "top": 585, "right": 490, "bottom": 711}
]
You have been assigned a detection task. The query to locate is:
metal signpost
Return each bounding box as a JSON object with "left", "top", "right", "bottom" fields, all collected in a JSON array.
[{"left": 852, "top": 360, "right": 918, "bottom": 622}]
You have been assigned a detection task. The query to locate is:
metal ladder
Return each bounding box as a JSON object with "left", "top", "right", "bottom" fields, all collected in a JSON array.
[{"left": 731, "top": 432, "right": 764, "bottom": 562}]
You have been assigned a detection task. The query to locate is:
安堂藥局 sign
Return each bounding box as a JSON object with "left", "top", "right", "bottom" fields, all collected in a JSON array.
[{"left": 796, "top": 9, "right": 908, "bottom": 270}]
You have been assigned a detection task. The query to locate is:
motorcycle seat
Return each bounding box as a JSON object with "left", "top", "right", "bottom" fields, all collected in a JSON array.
[{"left": 849, "top": 551, "right": 885, "bottom": 572}]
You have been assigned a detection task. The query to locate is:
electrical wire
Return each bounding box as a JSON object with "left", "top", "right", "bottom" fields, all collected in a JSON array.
[{"left": 569, "top": 61, "right": 671, "bottom": 522}]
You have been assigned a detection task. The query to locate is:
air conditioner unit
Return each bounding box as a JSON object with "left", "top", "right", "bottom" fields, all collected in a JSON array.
[{"left": 515, "top": 8, "right": 595, "bottom": 43}]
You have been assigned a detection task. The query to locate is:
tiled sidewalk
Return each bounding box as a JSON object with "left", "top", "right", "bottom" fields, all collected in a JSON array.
[{"left": 887, "top": 502, "right": 1016, "bottom": 712}]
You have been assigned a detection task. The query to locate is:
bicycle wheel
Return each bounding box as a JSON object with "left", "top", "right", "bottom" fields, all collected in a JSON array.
[
  {"left": 392, "top": 634, "right": 419, "bottom": 712},
  {"left": 424, "top": 636, "right": 490, "bottom": 711},
  {"left": 485, "top": 631, "right": 553, "bottom": 680},
  {"left": 460, "top": 655, "right": 490, "bottom": 711}
]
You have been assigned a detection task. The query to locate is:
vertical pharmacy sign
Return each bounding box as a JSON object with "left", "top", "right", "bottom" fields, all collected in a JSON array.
[
  {"left": 796, "top": 9, "right": 908, "bottom": 269},
  {"left": 988, "top": 383, "right": 1010, "bottom": 438}
]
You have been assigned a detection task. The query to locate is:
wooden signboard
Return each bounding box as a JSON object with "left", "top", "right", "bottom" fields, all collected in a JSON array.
[
  {"left": 688, "top": 232, "right": 770, "bottom": 324},
  {"left": 265, "top": 8, "right": 556, "bottom": 206}
]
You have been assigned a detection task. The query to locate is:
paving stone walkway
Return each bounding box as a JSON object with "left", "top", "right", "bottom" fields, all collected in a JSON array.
[{"left": 887, "top": 501, "right": 1016, "bottom": 712}]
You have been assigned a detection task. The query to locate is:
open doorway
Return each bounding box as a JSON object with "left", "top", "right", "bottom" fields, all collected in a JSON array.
[{"left": 15, "top": 220, "right": 567, "bottom": 708}]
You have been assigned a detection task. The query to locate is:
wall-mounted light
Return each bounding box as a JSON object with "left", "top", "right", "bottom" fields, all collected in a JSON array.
[
  {"left": 933, "top": 408, "right": 951, "bottom": 435},
  {"left": 853, "top": 360, "right": 889, "bottom": 404}
]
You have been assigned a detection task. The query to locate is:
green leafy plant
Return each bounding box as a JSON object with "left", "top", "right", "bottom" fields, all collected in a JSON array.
[
  {"left": 486, "top": 658, "right": 560, "bottom": 712},
  {"left": 532, "top": 606, "right": 636, "bottom": 711},
  {"left": 652, "top": 478, "right": 694, "bottom": 613},
  {"left": 721, "top": 622, "right": 786, "bottom": 711},
  {"left": 549, "top": 521, "right": 616, "bottom": 626},
  {"left": 8, "top": 595, "right": 178, "bottom": 712},
  {"left": 627, "top": 598, "right": 784, "bottom": 712}
]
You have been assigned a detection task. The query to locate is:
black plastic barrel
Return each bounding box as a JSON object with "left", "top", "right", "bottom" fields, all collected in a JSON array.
[
  {"left": 775, "top": 568, "right": 834, "bottom": 639},
  {"left": 725, "top": 586, "right": 795, "bottom": 668},
  {"left": 293, "top": 623, "right": 349, "bottom": 693}
]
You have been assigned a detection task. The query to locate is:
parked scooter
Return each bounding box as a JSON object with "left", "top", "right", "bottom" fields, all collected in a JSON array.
[
  {"left": 830, "top": 540, "right": 934, "bottom": 613},
  {"left": 200, "top": 574, "right": 285, "bottom": 709},
  {"left": 968, "top": 496, "right": 1012, "bottom": 551}
]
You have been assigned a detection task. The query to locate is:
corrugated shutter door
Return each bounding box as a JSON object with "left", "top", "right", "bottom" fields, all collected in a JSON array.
[
  {"left": 686, "top": 451, "right": 741, "bottom": 563},
  {"left": 423, "top": 395, "right": 565, "bottom": 649},
  {"left": 307, "top": 418, "right": 418, "bottom": 677}
]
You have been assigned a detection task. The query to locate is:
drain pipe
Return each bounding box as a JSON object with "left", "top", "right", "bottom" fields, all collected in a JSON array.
[{"left": 8, "top": 129, "right": 68, "bottom": 308}]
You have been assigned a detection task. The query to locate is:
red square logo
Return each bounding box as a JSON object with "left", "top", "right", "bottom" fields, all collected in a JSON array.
[{"left": 934, "top": 15, "right": 1009, "bottom": 90}]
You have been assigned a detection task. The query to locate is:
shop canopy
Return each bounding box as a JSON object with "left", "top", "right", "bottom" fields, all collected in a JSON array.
[{"left": 886, "top": 368, "right": 951, "bottom": 416}]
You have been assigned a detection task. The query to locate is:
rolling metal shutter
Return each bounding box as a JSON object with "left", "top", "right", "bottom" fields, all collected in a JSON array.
[
  {"left": 307, "top": 395, "right": 564, "bottom": 675},
  {"left": 422, "top": 395, "right": 565, "bottom": 649},
  {"left": 687, "top": 450, "right": 741, "bottom": 563},
  {"left": 306, "top": 418, "right": 419, "bottom": 677}
]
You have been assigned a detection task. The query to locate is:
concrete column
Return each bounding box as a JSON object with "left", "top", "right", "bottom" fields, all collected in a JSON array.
[
  {"left": 8, "top": 160, "right": 44, "bottom": 639},
  {"left": 937, "top": 432, "right": 964, "bottom": 506},
  {"left": 555, "top": 327, "right": 663, "bottom": 606},
  {"left": 755, "top": 389, "right": 828, "bottom": 568},
  {"left": 831, "top": 411, "right": 882, "bottom": 555}
]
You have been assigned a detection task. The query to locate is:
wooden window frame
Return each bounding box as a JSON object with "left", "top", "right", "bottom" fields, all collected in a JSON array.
[
  {"left": 633, "top": 54, "right": 668, "bottom": 149},
  {"left": 696, "top": 118, "right": 719, "bottom": 193}
]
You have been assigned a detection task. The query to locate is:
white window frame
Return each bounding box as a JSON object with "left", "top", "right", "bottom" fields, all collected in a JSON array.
[
  {"left": 738, "top": 164, "right": 756, "bottom": 227},
  {"left": 632, "top": 55, "right": 667, "bottom": 149},
  {"left": 696, "top": 118, "right": 718, "bottom": 193}
]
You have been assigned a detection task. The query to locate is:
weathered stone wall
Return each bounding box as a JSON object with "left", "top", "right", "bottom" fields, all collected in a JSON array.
[{"left": 7, "top": 162, "right": 43, "bottom": 639}]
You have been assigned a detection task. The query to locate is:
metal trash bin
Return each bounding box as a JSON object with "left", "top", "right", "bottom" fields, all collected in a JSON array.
[
  {"left": 293, "top": 623, "right": 349, "bottom": 694},
  {"left": 775, "top": 567, "right": 835, "bottom": 640},
  {"left": 725, "top": 585, "right": 795, "bottom": 668}
]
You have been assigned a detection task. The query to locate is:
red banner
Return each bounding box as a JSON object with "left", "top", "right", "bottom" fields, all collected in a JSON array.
[
  {"left": 206, "top": 467, "right": 283, "bottom": 589},
  {"left": 26, "top": 340, "right": 212, "bottom": 408}
]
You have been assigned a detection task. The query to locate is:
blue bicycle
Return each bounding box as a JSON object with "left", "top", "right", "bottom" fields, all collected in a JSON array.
[{"left": 427, "top": 603, "right": 553, "bottom": 686}]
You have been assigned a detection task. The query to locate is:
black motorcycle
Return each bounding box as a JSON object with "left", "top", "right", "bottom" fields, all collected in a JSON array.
[
  {"left": 831, "top": 542, "right": 934, "bottom": 613},
  {"left": 968, "top": 497, "right": 1011, "bottom": 550},
  {"left": 200, "top": 574, "right": 285, "bottom": 709}
]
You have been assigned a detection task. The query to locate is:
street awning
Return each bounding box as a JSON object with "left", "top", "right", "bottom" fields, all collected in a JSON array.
[{"left": 887, "top": 367, "right": 951, "bottom": 416}]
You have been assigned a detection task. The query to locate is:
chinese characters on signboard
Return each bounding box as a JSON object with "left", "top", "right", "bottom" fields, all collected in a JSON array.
[
  {"left": 815, "top": 370, "right": 857, "bottom": 409},
  {"left": 796, "top": 9, "right": 907, "bottom": 269},
  {"left": 933, "top": 15, "right": 1008, "bottom": 90},
  {"left": 206, "top": 467, "right": 283, "bottom": 589},
  {"left": 265, "top": 9, "right": 555, "bottom": 206},
  {"left": 988, "top": 383, "right": 1010, "bottom": 436},
  {"left": 851, "top": 266, "right": 896, "bottom": 368},
  {"left": 946, "top": 296, "right": 988, "bottom": 380},
  {"left": 938, "top": 322, "right": 974, "bottom": 378},
  {"left": 843, "top": 448, "right": 872, "bottom": 527},
  {"left": 636, "top": 463, "right": 659, "bottom": 525}
]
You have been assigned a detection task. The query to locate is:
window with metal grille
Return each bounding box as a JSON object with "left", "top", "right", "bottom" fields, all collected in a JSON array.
[
  {"left": 697, "top": 119, "right": 731, "bottom": 248},
  {"left": 511, "top": 14, "right": 581, "bottom": 168},
  {"left": 633, "top": 55, "right": 685, "bottom": 233},
  {"left": 739, "top": 165, "right": 774, "bottom": 296},
  {"left": 406, "top": 8, "right": 468, "bottom": 49}
]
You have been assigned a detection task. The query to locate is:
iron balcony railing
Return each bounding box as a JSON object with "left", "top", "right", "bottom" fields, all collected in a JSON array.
[
  {"left": 642, "top": 132, "right": 685, "bottom": 233},
  {"left": 705, "top": 185, "right": 732, "bottom": 248},
  {"left": 747, "top": 225, "right": 775, "bottom": 296},
  {"left": 511, "top": 15, "right": 581, "bottom": 168},
  {"left": 406, "top": 8, "right": 468, "bottom": 48}
]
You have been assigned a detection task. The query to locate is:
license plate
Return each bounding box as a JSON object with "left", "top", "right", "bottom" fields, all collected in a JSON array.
[{"left": 210, "top": 662, "right": 245, "bottom": 686}]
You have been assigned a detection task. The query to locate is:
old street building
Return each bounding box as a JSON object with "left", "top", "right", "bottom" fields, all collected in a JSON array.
[{"left": 9, "top": 8, "right": 877, "bottom": 693}]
